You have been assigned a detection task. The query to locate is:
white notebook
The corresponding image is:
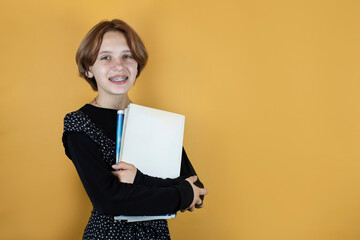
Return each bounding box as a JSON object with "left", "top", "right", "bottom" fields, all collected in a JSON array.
[
  {"left": 114, "top": 213, "right": 176, "bottom": 222},
  {"left": 119, "top": 103, "right": 185, "bottom": 179},
  {"left": 114, "top": 104, "right": 185, "bottom": 222}
]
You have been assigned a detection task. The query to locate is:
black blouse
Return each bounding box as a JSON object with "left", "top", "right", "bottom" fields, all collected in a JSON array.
[{"left": 62, "top": 104, "right": 204, "bottom": 216}]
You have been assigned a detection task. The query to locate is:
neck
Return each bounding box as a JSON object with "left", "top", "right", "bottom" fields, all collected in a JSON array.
[{"left": 91, "top": 93, "right": 132, "bottom": 110}]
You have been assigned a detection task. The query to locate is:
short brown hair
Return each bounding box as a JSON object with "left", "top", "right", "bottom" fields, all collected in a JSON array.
[{"left": 76, "top": 19, "right": 148, "bottom": 90}]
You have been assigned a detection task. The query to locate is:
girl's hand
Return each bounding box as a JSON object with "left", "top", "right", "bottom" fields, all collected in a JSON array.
[
  {"left": 112, "top": 161, "right": 137, "bottom": 184},
  {"left": 183, "top": 176, "right": 208, "bottom": 212}
]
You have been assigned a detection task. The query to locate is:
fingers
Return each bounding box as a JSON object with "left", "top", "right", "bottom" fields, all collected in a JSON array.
[
  {"left": 112, "top": 161, "right": 133, "bottom": 170},
  {"left": 199, "top": 188, "right": 208, "bottom": 196},
  {"left": 186, "top": 175, "right": 198, "bottom": 183},
  {"left": 190, "top": 175, "right": 198, "bottom": 183},
  {"left": 195, "top": 196, "right": 203, "bottom": 208},
  {"left": 192, "top": 187, "right": 207, "bottom": 210},
  {"left": 195, "top": 201, "right": 204, "bottom": 209}
]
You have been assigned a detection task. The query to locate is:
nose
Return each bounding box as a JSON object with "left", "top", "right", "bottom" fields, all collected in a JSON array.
[{"left": 112, "top": 59, "right": 124, "bottom": 71}]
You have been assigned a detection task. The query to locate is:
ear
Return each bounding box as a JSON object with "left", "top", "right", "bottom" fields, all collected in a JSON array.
[{"left": 85, "top": 68, "right": 94, "bottom": 78}]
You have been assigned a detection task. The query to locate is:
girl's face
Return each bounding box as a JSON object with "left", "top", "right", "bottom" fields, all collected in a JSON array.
[{"left": 86, "top": 31, "right": 138, "bottom": 97}]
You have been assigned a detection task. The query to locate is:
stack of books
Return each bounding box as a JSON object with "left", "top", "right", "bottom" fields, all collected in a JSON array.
[{"left": 114, "top": 104, "right": 185, "bottom": 222}]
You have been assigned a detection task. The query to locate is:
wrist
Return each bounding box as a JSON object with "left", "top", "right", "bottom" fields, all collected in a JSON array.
[
  {"left": 133, "top": 169, "right": 144, "bottom": 185},
  {"left": 174, "top": 180, "right": 194, "bottom": 210}
]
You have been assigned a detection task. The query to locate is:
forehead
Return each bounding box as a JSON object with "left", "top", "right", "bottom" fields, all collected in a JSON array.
[{"left": 99, "top": 31, "right": 129, "bottom": 50}]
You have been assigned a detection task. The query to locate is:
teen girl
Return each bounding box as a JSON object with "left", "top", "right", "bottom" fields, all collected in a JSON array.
[{"left": 62, "top": 19, "right": 207, "bottom": 240}]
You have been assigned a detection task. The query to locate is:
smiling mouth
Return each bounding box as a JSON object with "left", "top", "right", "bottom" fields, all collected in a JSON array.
[{"left": 109, "top": 76, "right": 128, "bottom": 82}]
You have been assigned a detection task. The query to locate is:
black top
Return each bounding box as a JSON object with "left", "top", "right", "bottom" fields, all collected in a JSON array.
[{"left": 62, "top": 104, "right": 204, "bottom": 216}]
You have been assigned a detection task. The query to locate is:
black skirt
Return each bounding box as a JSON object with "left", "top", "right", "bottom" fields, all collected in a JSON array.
[{"left": 82, "top": 209, "right": 171, "bottom": 240}]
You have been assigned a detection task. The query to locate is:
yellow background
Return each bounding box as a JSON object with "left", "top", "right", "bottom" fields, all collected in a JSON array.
[{"left": 1, "top": 0, "right": 360, "bottom": 239}]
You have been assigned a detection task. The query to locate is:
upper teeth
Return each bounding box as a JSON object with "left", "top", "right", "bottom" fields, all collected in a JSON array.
[{"left": 110, "top": 77, "right": 127, "bottom": 82}]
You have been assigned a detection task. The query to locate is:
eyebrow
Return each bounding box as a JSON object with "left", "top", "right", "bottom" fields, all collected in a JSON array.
[{"left": 98, "top": 50, "right": 131, "bottom": 55}]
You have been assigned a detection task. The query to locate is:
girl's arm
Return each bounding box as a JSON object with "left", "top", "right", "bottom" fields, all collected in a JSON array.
[
  {"left": 64, "top": 132, "right": 196, "bottom": 216},
  {"left": 114, "top": 148, "right": 204, "bottom": 189},
  {"left": 112, "top": 149, "right": 207, "bottom": 211}
]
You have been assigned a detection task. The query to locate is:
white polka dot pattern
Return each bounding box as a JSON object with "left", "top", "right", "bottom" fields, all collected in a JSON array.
[
  {"left": 64, "top": 111, "right": 115, "bottom": 168},
  {"left": 83, "top": 209, "right": 170, "bottom": 240}
]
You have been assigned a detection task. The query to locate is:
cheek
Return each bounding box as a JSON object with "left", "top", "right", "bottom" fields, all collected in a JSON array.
[{"left": 129, "top": 62, "right": 139, "bottom": 76}]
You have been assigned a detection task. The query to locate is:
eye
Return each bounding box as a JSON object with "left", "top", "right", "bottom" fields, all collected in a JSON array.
[
  {"left": 123, "top": 54, "right": 133, "bottom": 59},
  {"left": 100, "top": 55, "right": 111, "bottom": 60}
]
